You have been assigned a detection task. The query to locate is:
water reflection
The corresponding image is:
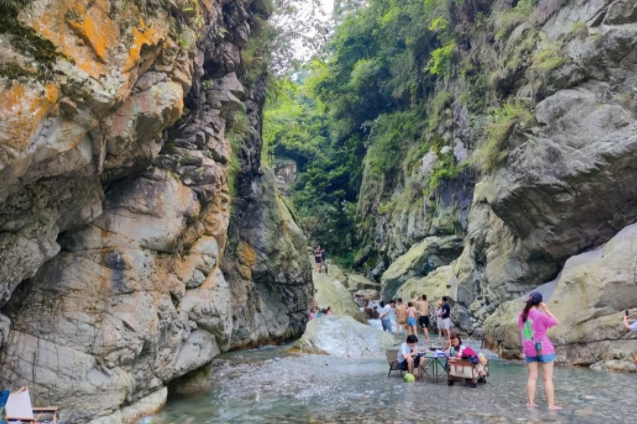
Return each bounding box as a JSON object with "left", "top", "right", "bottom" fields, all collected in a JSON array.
[{"left": 156, "top": 345, "right": 637, "bottom": 424}]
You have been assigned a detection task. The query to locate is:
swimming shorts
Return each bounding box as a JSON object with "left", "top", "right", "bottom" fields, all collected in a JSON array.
[
  {"left": 397, "top": 318, "right": 407, "bottom": 325},
  {"left": 442, "top": 318, "right": 451, "bottom": 330},
  {"left": 525, "top": 353, "right": 556, "bottom": 364},
  {"left": 407, "top": 317, "right": 417, "bottom": 326},
  {"left": 419, "top": 316, "right": 430, "bottom": 327},
  {"left": 398, "top": 355, "right": 421, "bottom": 370}
]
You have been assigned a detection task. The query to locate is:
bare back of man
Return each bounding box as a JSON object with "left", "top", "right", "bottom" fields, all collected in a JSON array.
[
  {"left": 395, "top": 303, "right": 407, "bottom": 337},
  {"left": 415, "top": 297, "right": 430, "bottom": 342}
]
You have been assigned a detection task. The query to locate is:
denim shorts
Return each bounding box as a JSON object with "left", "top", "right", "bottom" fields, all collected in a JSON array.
[
  {"left": 525, "top": 353, "right": 556, "bottom": 364},
  {"left": 407, "top": 317, "right": 417, "bottom": 326}
]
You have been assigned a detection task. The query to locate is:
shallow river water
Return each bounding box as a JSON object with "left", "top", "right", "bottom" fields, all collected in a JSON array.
[{"left": 156, "top": 344, "right": 637, "bottom": 424}]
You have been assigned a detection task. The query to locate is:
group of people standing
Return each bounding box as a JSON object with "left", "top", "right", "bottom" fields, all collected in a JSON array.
[
  {"left": 378, "top": 295, "right": 452, "bottom": 342},
  {"left": 313, "top": 245, "right": 327, "bottom": 274}
]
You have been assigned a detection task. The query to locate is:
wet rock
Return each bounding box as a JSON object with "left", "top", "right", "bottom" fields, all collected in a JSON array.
[
  {"left": 294, "top": 315, "right": 396, "bottom": 358},
  {"left": 364, "top": 307, "right": 380, "bottom": 319},
  {"left": 354, "top": 289, "right": 380, "bottom": 307},
  {"left": 221, "top": 168, "right": 312, "bottom": 349},
  {"left": 120, "top": 388, "right": 167, "bottom": 424}
]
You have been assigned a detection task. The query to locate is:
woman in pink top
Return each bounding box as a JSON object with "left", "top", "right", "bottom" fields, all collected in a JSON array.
[{"left": 518, "top": 292, "right": 562, "bottom": 411}]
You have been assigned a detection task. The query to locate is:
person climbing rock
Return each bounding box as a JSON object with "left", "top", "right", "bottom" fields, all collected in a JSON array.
[{"left": 518, "top": 292, "right": 562, "bottom": 411}]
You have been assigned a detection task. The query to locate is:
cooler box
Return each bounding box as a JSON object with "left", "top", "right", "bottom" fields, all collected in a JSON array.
[{"left": 448, "top": 359, "right": 489, "bottom": 380}]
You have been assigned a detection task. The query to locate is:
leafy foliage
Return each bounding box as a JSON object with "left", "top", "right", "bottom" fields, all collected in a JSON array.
[{"left": 472, "top": 101, "right": 533, "bottom": 173}]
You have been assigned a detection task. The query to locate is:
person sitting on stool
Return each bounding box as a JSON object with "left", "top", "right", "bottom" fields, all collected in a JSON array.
[{"left": 397, "top": 335, "right": 424, "bottom": 378}]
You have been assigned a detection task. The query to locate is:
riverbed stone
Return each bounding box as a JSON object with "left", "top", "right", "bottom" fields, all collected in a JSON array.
[
  {"left": 120, "top": 388, "right": 168, "bottom": 424},
  {"left": 294, "top": 315, "right": 396, "bottom": 358}
]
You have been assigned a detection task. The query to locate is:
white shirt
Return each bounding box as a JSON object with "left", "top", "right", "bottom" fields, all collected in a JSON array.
[
  {"left": 380, "top": 305, "right": 392, "bottom": 320},
  {"left": 398, "top": 342, "right": 413, "bottom": 363},
  {"left": 630, "top": 321, "right": 637, "bottom": 332}
]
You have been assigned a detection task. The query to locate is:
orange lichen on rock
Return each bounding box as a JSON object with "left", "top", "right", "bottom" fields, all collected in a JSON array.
[
  {"left": 64, "top": 2, "right": 111, "bottom": 64},
  {"left": 22, "top": 0, "right": 167, "bottom": 83},
  {"left": 0, "top": 81, "right": 60, "bottom": 167},
  {"left": 23, "top": 0, "right": 118, "bottom": 78},
  {"left": 236, "top": 241, "right": 257, "bottom": 280},
  {"left": 123, "top": 19, "right": 163, "bottom": 73}
]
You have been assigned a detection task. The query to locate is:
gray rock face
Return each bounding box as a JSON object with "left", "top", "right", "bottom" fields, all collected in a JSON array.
[
  {"left": 273, "top": 159, "right": 298, "bottom": 197},
  {"left": 453, "top": 0, "right": 637, "bottom": 336},
  {"left": 381, "top": 235, "right": 463, "bottom": 300},
  {"left": 219, "top": 73, "right": 313, "bottom": 349},
  {"left": 0, "top": 0, "right": 312, "bottom": 422},
  {"left": 294, "top": 315, "right": 396, "bottom": 358}
]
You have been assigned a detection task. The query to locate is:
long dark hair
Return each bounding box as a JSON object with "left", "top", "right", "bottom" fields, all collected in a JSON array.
[
  {"left": 450, "top": 332, "right": 462, "bottom": 346},
  {"left": 522, "top": 297, "right": 541, "bottom": 323}
]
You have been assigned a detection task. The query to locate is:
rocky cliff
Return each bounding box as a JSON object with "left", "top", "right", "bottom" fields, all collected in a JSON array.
[
  {"left": 370, "top": 0, "right": 637, "bottom": 369},
  {"left": 0, "top": 0, "right": 312, "bottom": 422}
]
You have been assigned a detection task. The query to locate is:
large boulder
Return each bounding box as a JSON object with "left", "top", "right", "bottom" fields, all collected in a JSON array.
[
  {"left": 346, "top": 273, "right": 381, "bottom": 293},
  {"left": 294, "top": 315, "right": 396, "bottom": 358},
  {"left": 381, "top": 235, "right": 463, "bottom": 300},
  {"left": 314, "top": 273, "right": 366, "bottom": 323},
  {"left": 326, "top": 263, "right": 380, "bottom": 293},
  {"left": 484, "top": 223, "right": 637, "bottom": 369}
]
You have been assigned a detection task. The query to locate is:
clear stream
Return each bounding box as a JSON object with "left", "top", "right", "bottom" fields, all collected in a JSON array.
[{"left": 155, "top": 342, "right": 637, "bottom": 424}]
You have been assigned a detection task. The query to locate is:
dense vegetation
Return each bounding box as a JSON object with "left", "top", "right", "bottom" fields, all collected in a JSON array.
[
  {"left": 262, "top": 0, "right": 572, "bottom": 266},
  {"left": 263, "top": 0, "right": 471, "bottom": 262}
]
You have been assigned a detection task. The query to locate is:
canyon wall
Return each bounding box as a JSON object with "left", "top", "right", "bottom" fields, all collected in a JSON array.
[
  {"left": 336, "top": 0, "right": 637, "bottom": 369},
  {"left": 0, "top": 0, "right": 311, "bottom": 422}
]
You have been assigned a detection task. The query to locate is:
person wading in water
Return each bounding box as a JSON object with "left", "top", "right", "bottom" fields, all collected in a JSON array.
[
  {"left": 395, "top": 298, "right": 407, "bottom": 338},
  {"left": 414, "top": 294, "right": 430, "bottom": 342},
  {"left": 519, "top": 292, "right": 562, "bottom": 411}
]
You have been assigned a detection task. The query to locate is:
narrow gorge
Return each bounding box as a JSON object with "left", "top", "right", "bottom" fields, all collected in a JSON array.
[{"left": 1, "top": 0, "right": 637, "bottom": 422}]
